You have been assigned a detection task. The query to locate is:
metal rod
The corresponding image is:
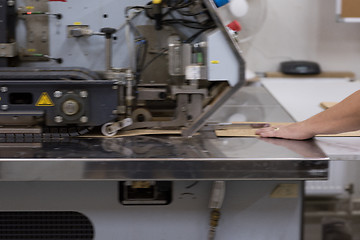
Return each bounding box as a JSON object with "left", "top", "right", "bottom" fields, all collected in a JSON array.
[{"left": 105, "top": 38, "right": 112, "bottom": 70}]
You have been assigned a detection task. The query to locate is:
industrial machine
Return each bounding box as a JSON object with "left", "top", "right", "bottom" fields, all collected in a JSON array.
[
  {"left": 0, "top": 0, "right": 247, "bottom": 137},
  {"left": 0, "top": 1, "right": 333, "bottom": 240}
]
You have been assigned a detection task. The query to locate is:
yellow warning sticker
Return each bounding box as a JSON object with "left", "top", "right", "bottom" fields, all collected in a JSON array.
[{"left": 36, "top": 92, "right": 54, "bottom": 106}]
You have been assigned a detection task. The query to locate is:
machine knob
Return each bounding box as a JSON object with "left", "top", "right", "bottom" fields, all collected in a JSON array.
[
  {"left": 62, "top": 99, "right": 80, "bottom": 116},
  {"left": 100, "top": 28, "right": 117, "bottom": 39}
]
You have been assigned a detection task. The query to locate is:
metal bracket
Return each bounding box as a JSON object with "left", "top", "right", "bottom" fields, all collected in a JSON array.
[
  {"left": 171, "top": 86, "right": 208, "bottom": 96},
  {"left": 101, "top": 118, "right": 133, "bottom": 136},
  {"left": 20, "top": 0, "right": 50, "bottom": 61}
]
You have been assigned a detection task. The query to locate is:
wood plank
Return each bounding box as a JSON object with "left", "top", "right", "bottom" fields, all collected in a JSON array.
[
  {"left": 215, "top": 122, "right": 360, "bottom": 137},
  {"left": 84, "top": 122, "right": 360, "bottom": 138},
  {"left": 320, "top": 102, "right": 338, "bottom": 109},
  {"left": 341, "top": 0, "right": 360, "bottom": 18}
]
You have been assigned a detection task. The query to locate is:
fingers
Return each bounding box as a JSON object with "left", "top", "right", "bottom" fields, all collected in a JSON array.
[
  {"left": 255, "top": 126, "right": 280, "bottom": 138},
  {"left": 255, "top": 123, "right": 315, "bottom": 140}
]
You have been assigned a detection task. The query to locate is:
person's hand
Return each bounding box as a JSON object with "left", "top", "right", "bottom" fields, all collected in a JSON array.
[{"left": 255, "top": 122, "right": 315, "bottom": 140}]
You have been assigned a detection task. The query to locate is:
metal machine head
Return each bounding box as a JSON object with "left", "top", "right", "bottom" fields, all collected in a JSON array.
[{"left": 0, "top": 0, "right": 246, "bottom": 137}]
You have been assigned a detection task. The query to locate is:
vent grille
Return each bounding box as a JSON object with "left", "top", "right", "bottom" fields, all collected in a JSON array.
[{"left": 0, "top": 211, "right": 94, "bottom": 239}]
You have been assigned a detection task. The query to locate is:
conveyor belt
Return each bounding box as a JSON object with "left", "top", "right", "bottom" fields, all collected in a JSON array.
[{"left": 0, "top": 126, "right": 93, "bottom": 140}]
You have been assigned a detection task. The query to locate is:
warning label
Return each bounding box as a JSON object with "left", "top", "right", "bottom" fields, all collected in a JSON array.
[{"left": 36, "top": 92, "right": 54, "bottom": 106}]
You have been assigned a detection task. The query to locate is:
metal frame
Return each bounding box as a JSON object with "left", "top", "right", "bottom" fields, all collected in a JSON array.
[{"left": 181, "top": 0, "right": 246, "bottom": 137}]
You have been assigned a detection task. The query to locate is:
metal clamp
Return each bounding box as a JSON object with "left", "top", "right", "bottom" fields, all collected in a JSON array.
[{"left": 101, "top": 118, "right": 133, "bottom": 136}]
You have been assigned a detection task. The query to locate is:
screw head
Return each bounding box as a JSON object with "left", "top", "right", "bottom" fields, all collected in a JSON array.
[
  {"left": 79, "top": 90, "right": 88, "bottom": 98},
  {"left": 0, "top": 86, "right": 8, "bottom": 93},
  {"left": 80, "top": 116, "right": 88, "bottom": 123},
  {"left": 53, "top": 91, "right": 63, "bottom": 98},
  {"left": 7, "top": 0, "right": 15, "bottom": 7},
  {"left": 54, "top": 116, "right": 63, "bottom": 123}
]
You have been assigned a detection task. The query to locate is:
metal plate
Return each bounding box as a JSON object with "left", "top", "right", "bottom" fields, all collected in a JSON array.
[{"left": 0, "top": 136, "right": 328, "bottom": 181}]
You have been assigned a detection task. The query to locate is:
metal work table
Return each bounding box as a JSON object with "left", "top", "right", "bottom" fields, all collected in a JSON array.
[
  {"left": 0, "top": 136, "right": 328, "bottom": 181},
  {"left": 316, "top": 137, "right": 360, "bottom": 161},
  {"left": 0, "top": 86, "right": 335, "bottom": 181}
]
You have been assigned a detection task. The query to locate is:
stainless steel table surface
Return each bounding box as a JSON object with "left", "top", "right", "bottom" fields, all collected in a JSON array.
[
  {"left": 0, "top": 86, "right": 333, "bottom": 181},
  {"left": 315, "top": 137, "right": 360, "bottom": 161}
]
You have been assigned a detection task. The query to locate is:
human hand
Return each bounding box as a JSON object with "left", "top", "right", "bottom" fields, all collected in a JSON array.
[{"left": 255, "top": 122, "right": 315, "bottom": 140}]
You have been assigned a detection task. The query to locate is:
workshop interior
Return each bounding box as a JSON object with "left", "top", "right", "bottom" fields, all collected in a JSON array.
[{"left": 0, "top": 0, "right": 360, "bottom": 239}]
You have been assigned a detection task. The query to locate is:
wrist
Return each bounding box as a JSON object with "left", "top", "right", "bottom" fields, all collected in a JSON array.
[{"left": 298, "top": 120, "right": 317, "bottom": 137}]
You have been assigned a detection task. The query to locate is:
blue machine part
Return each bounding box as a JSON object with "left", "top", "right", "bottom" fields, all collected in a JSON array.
[{"left": 213, "top": 0, "right": 229, "bottom": 7}]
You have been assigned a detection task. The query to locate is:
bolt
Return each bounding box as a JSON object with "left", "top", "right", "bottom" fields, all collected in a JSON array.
[
  {"left": 79, "top": 90, "right": 88, "bottom": 98},
  {"left": 112, "top": 85, "right": 118, "bottom": 90},
  {"left": 7, "top": 0, "right": 15, "bottom": 7},
  {"left": 54, "top": 116, "right": 63, "bottom": 123},
  {"left": 158, "top": 92, "right": 166, "bottom": 99},
  {"left": 1, "top": 105, "right": 8, "bottom": 111},
  {"left": 53, "top": 90, "right": 63, "bottom": 98},
  {"left": 0, "top": 86, "right": 8, "bottom": 93},
  {"left": 80, "top": 116, "right": 88, "bottom": 123}
]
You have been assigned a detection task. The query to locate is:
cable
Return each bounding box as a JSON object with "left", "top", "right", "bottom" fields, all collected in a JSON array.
[
  {"left": 124, "top": 6, "right": 149, "bottom": 80},
  {"left": 186, "top": 181, "right": 199, "bottom": 189},
  {"left": 125, "top": 6, "right": 146, "bottom": 18},
  {"left": 172, "top": 0, "right": 196, "bottom": 9},
  {"left": 140, "top": 48, "right": 168, "bottom": 75},
  {"left": 184, "top": 27, "right": 211, "bottom": 43},
  {"left": 135, "top": 38, "right": 148, "bottom": 81},
  {"left": 132, "top": 0, "right": 215, "bottom": 79},
  {"left": 176, "top": 8, "right": 206, "bottom": 16},
  {"left": 208, "top": 181, "right": 226, "bottom": 240},
  {"left": 162, "top": 19, "right": 213, "bottom": 29}
]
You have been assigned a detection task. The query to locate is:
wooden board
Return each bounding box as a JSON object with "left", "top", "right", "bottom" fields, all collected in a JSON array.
[
  {"left": 215, "top": 122, "right": 360, "bottom": 137},
  {"left": 320, "top": 102, "right": 338, "bottom": 109},
  {"left": 341, "top": 0, "right": 360, "bottom": 18},
  {"left": 83, "top": 122, "right": 360, "bottom": 138}
]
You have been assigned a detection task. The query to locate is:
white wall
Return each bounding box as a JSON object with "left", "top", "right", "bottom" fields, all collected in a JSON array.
[{"left": 244, "top": 0, "right": 360, "bottom": 79}]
